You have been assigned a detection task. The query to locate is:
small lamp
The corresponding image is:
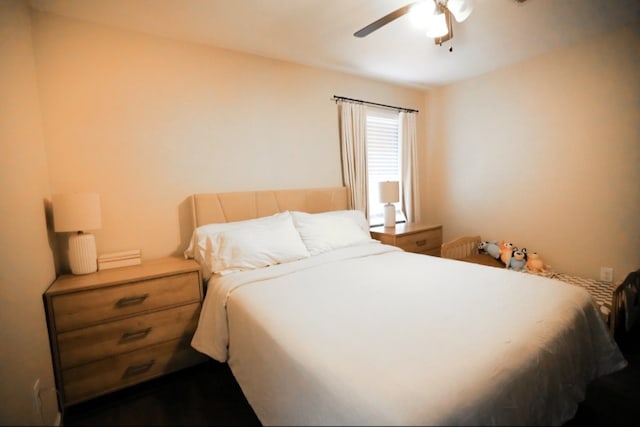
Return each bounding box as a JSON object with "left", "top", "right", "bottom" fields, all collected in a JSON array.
[
  {"left": 52, "top": 193, "right": 102, "bottom": 275},
  {"left": 379, "top": 181, "right": 399, "bottom": 228}
]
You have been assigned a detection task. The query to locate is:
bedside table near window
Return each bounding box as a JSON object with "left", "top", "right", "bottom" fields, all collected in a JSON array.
[
  {"left": 370, "top": 223, "right": 443, "bottom": 256},
  {"left": 44, "top": 257, "right": 207, "bottom": 408}
]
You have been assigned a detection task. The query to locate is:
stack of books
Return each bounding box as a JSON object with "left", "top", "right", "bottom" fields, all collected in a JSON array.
[{"left": 97, "top": 249, "right": 141, "bottom": 271}]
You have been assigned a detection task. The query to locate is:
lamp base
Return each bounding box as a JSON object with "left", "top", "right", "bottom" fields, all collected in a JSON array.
[
  {"left": 383, "top": 203, "right": 396, "bottom": 228},
  {"left": 68, "top": 232, "right": 97, "bottom": 275}
]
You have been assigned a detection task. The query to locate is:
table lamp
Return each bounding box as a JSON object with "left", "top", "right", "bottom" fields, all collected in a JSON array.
[
  {"left": 379, "top": 181, "right": 399, "bottom": 228},
  {"left": 52, "top": 193, "right": 102, "bottom": 275}
]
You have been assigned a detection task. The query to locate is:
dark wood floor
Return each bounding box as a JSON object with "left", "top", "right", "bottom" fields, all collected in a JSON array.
[
  {"left": 64, "top": 326, "right": 640, "bottom": 426},
  {"left": 62, "top": 360, "right": 261, "bottom": 426},
  {"left": 564, "top": 324, "right": 640, "bottom": 426}
]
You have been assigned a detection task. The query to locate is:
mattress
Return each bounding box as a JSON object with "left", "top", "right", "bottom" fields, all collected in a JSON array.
[{"left": 191, "top": 242, "right": 627, "bottom": 426}]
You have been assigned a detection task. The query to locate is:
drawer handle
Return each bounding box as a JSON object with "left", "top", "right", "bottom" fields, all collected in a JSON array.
[
  {"left": 115, "top": 294, "right": 149, "bottom": 308},
  {"left": 120, "top": 327, "right": 152, "bottom": 343},
  {"left": 416, "top": 239, "right": 427, "bottom": 246},
  {"left": 124, "top": 360, "right": 155, "bottom": 377}
]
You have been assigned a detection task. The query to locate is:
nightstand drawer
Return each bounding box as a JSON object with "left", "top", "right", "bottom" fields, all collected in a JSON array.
[
  {"left": 62, "top": 337, "right": 205, "bottom": 405},
  {"left": 370, "top": 224, "right": 443, "bottom": 256},
  {"left": 58, "top": 302, "right": 201, "bottom": 369},
  {"left": 395, "top": 229, "right": 442, "bottom": 253},
  {"left": 52, "top": 271, "right": 200, "bottom": 332}
]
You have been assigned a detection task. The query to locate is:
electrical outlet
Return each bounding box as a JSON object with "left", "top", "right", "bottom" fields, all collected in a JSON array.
[
  {"left": 600, "top": 267, "right": 613, "bottom": 283},
  {"left": 32, "top": 378, "right": 42, "bottom": 416}
]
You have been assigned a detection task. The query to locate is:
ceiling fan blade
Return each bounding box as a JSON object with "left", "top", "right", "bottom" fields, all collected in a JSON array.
[{"left": 353, "top": 2, "right": 418, "bottom": 38}]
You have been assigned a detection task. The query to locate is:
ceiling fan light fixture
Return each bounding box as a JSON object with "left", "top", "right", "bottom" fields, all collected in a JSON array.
[
  {"left": 408, "top": 0, "right": 436, "bottom": 29},
  {"left": 425, "top": 9, "right": 448, "bottom": 38},
  {"left": 446, "top": 0, "right": 474, "bottom": 23}
]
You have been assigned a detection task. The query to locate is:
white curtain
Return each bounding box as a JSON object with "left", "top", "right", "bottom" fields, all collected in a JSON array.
[
  {"left": 337, "top": 101, "right": 368, "bottom": 215},
  {"left": 400, "top": 111, "right": 421, "bottom": 223}
]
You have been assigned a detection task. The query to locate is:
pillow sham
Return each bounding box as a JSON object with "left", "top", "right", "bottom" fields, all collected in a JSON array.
[
  {"left": 185, "top": 211, "right": 288, "bottom": 260},
  {"left": 185, "top": 211, "right": 309, "bottom": 279},
  {"left": 291, "top": 210, "right": 375, "bottom": 256},
  {"left": 210, "top": 216, "right": 310, "bottom": 275}
]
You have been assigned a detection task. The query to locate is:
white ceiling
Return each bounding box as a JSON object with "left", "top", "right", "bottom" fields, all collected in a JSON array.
[{"left": 29, "top": 0, "right": 640, "bottom": 88}]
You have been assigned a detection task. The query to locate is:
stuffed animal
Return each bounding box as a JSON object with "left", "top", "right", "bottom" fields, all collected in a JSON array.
[
  {"left": 478, "top": 240, "right": 501, "bottom": 259},
  {"left": 526, "top": 252, "right": 547, "bottom": 273},
  {"left": 507, "top": 248, "right": 527, "bottom": 271},
  {"left": 499, "top": 241, "right": 515, "bottom": 266}
]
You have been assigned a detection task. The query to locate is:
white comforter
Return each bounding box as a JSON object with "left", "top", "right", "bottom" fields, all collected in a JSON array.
[{"left": 191, "top": 242, "right": 627, "bottom": 426}]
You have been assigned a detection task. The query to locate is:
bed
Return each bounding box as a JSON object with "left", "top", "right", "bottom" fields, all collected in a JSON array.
[
  {"left": 185, "top": 187, "right": 627, "bottom": 426},
  {"left": 441, "top": 235, "right": 640, "bottom": 340}
]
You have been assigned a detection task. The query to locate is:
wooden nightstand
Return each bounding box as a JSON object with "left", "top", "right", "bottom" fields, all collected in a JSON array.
[
  {"left": 44, "top": 257, "right": 207, "bottom": 408},
  {"left": 370, "top": 223, "right": 443, "bottom": 256}
]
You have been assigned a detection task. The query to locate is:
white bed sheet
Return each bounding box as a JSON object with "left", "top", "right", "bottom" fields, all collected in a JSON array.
[{"left": 191, "top": 242, "right": 627, "bottom": 426}]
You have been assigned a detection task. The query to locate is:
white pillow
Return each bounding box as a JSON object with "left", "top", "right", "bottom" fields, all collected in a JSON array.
[
  {"left": 210, "top": 216, "right": 310, "bottom": 275},
  {"left": 185, "top": 211, "right": 309, "bottom": 279},
  {"left": 185, "top": 212, "right": 286, "bottom": 260},
  {"left": 291, "top": 210, "right": 374, "bottom": 256}
]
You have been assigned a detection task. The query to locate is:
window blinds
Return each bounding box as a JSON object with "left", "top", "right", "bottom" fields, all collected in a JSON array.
[{"left": 366, "top": 107, "right": 404, "bottom": 225}]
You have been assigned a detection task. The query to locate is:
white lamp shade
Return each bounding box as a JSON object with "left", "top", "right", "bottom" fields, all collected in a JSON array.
[
  {"left": 379, "top": 181, "right": 399, "bottom": 204},
  {"left": 409, "top": 0, "right": 436, "bottom": 29},
  {"left": 426, "top": 11, "right": 449, "bottom": 38},
  {"left": 447, "top": 0, "right": 474, "bottom": 23},
  {"left": 52, "top": 193, "right": 102, "bottom": 232}
]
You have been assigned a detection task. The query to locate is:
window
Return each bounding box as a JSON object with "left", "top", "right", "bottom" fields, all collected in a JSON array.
[{"left": 366, "top": 107, "right": 406, "bottom": 226}]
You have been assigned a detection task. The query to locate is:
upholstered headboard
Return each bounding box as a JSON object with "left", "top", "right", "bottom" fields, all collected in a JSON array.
[{"left": 191, "top": 187, "right": 349, "bottom": 228}]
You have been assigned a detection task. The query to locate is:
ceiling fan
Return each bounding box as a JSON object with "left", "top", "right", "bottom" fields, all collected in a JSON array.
[{"left": 354, "top": 0, "right": 475, "bottom": 47}]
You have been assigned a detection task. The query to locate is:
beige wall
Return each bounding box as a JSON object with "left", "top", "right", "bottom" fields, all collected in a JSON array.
[
  {"left": 0, "top": 0, "right": 58, "bottom": 425},
  {"left": 30, "top": 11, "right": 428, "bottom": 270},
  {"left": 3, "top": 7, "right": 427, "bottom": 425},
  {"left": 425, "top": 24, "right": 640, "bottom": 280}
]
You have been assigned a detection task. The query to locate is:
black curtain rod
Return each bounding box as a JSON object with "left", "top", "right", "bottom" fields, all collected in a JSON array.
[{"left": 332, "top": 95, "right": 419, "bottom": 113}]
